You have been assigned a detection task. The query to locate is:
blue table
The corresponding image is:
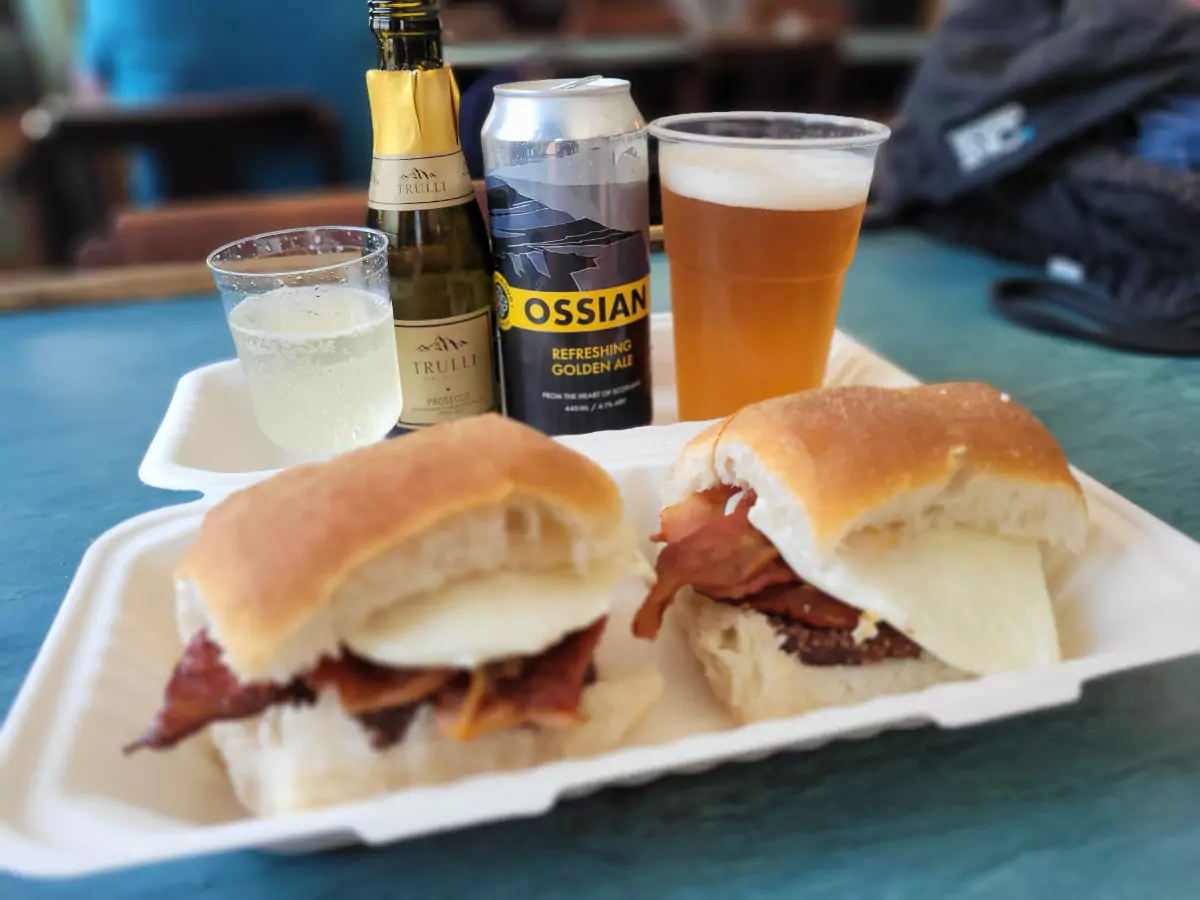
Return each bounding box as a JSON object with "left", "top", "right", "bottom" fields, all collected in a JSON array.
[{"left": 3, "top": 232, "right": 1199, "bottom": 898}]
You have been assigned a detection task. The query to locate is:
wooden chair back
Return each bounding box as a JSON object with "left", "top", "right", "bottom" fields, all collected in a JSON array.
[
  {"left": 23, "top": 93, "right": 345, "bottom": 266},
  {"left": 76, "top": 183, "right": 492, "bottom": 268},
  {"left": 562, "top": 0, "right": 686, "bottom": 36}
]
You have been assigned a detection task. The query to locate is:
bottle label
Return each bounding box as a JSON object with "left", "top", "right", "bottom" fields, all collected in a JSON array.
[
  {"left": 394, "top": 307, "right": 496, "bottom": 428},
  {"left": 369, "top": 149, "right": 474, "bottom": 212}
]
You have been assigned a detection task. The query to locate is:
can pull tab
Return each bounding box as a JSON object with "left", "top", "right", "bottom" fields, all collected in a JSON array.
[{"left": 551, "top": 75, "right": 605, "bottom": 91}]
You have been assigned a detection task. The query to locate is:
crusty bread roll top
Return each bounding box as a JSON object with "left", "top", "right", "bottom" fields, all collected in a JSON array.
[
  {"left": 664, "top": 383, "right": 1087, "bottom": 558},
  {"left": 665, "top": 383, "right": 1088, "bottom": 725},
  {"left": 176, "top": 413, "right": 641, "bottom": 682}
]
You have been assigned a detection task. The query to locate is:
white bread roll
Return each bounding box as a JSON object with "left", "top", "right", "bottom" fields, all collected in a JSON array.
[
  {"left": 678, "top": 593, "right": 962, "bottom": 724},
  {"left": 664, "top": 383, "right": 1087, "bottom": 554},
  {"left": 210, "top": 669, "right": 663, "bottom": 816},
  {"left": 165, "top": 414, "right": 661, "bottom": 813},
  {"left": 660, "top": 384, "right": 1087, "bottom": 723}
]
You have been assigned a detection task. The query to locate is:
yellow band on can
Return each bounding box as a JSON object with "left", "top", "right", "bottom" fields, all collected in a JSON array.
[{"left": 495, "top": 274, "right": 650, "bottom": 334}]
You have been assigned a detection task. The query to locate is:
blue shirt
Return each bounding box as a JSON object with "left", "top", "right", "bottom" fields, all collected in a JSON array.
[
  {"left": 1135, "top": 95, "right": 1200, "bottom": 172},
  {"left": 78, "top": 0, "right": 377, "bottom": 204}
]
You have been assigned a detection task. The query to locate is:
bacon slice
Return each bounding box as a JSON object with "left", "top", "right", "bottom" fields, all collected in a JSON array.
[
  {"left": 435, "top": 618, "right": 606, "bottom": 741},
  {"left": 129, "top": 620, "right": 609, "bottom": 753},
  {"left": 306, "top": 653, "right": 454, "bottom": 715},
  {"left": 700, "top": 556, "right": 796, "bottom": 600},
  {"left": 123, "top": 631, "right": 314, "bottom": 753},
  {"left": 355, "top": 705, "right": 422, "bottom": 750},
  {"left": 653, "top": 485, "right": 739, "bottom": 543},
  {"left": 633, "top": 491, "right": 792, "bottom": 639},
  {"left": 636, "top": 491, "right": 931, "bottom": 669},
  {"left": 735, "top": 582, "right": 862, "bottom": 631}
]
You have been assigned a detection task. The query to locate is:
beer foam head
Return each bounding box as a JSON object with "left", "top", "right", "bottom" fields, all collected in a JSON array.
[{"left": 659, "top": 143, "right": 874, "bottom": 212}]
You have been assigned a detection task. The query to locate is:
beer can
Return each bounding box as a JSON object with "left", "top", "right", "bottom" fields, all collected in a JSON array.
[{"left": 483, "top": 77, "right": 653, "bottom": 436}]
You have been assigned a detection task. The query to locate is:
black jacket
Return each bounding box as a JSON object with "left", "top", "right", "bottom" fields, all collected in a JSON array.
[{"left": 869, "top": 0, "right": 1200, "bottom": 351}]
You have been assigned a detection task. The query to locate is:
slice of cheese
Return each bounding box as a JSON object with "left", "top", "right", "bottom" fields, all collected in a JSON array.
[
  {"left": 346, "top": 557, "right": 651, "bottom": 669},
  {"left": 754, "top": 520, "right": 1060, "bottom": 676}
]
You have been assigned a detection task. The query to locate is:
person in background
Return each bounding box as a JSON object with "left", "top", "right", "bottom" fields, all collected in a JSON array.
[{"left": 74, "top": 0, "right": 376, "bottom": 205}]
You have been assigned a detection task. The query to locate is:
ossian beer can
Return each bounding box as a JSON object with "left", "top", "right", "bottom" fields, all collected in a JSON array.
[{"left": 482, "top": 77, "right": 652, "bottom": 436}]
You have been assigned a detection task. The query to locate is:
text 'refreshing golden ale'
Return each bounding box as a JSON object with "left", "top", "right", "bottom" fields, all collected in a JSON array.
[{"left": 660, "top": 145, "right": 872, "bottom": 421}]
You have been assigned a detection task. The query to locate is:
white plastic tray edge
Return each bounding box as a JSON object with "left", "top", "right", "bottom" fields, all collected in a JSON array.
[
  {"left": 10, "top": 323, "right": 1200, "bottom": 878},
  {"left": 5, "top": 466, "right": 1200, "bottom": 877},
  {"left": 138, "top": 362, "right": 244, "bottom": 495},
  {"left": 137, "top": 315, "right": 913, "bottom": 498},
  {"left": 0, "top": 503, "right": 211, "bottom": 878}
]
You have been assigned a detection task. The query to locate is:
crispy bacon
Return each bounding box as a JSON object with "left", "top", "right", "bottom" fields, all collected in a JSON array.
[
  {"left": 633, "top": 491, "right": 792, "bottom": 639},
  {"left": 128, "top": 621, "right": 608, "bottom": 754},
  {"left": 700, "top": 556, "right": 796, "bottom": 600},
  {"left": 652, "top": 485, "right": 740, "bottom": 543},
  {"left": 734, "top": 582, "right": 861, "bottom": 631},
  {"left": 435, "top": 618, "right": 606, "bottom": 741},
  {"left": 306, "top": 653, "right": 454, "bottom": 715},
  {"left": 356, "top": 705, "right": 422, "bottom": 750},
  {"left": 123, "top": 631, "right": 314, "bottom": 753},
  {"left": 636, "top": 490, "right": 928, "bottom": 668}
]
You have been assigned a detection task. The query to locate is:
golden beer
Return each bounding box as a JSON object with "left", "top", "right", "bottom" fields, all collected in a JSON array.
[{"left": 651, "top": 114, "right": 888, "bottom": 422}]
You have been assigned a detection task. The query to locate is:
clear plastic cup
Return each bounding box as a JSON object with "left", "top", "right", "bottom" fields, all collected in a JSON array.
[
  {"left": 649, "top": 112, "right": 889, "bottom": 421},
  {"left": 207, "top": 226, "right": 401, "bottom": 455}
]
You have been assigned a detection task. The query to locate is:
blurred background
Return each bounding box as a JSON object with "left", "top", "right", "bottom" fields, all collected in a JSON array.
[{"left": 0, "top": 0, "right": 945, "bottom": 276}]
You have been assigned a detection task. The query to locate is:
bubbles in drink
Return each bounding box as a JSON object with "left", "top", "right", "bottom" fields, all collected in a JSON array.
[{"left": 228, "top": 286, "right": 402, "bottom": 454}]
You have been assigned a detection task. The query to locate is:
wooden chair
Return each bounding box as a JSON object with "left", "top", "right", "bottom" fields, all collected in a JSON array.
[
  {"left": 20, "top": 93, "right": 345, "bottom": 266},
  {"left": 561, "top": 0, "right": 686, "bottom": 36},
  {"left": 76, "top": 182, "right": 493, "bottom": 268},
  {"left": 440, "top": 1, "right": 514, "bottom": 41}
]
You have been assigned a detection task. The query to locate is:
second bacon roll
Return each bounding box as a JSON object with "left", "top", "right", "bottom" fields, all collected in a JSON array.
[{"left": 632, "top": 384, "right": 1088, "bottom": 725}]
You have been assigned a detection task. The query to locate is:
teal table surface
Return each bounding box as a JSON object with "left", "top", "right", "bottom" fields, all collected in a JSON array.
[{"left": 2, "top": 231, "right": 1199, "bottom": 899}]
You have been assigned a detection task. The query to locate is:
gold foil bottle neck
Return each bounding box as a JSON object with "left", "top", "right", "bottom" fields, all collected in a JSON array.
[{"left": 367, "top": 67, "right": 462, "bottom": 156}]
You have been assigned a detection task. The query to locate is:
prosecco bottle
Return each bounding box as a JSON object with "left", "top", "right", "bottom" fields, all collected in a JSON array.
[{"left": 366, "top": 0, "right": 499, "bottom": 432}]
